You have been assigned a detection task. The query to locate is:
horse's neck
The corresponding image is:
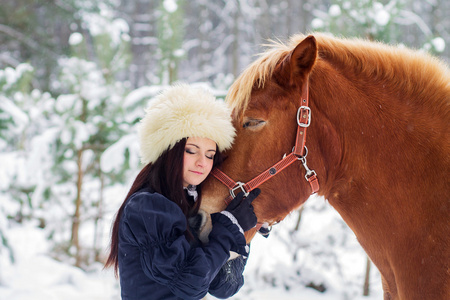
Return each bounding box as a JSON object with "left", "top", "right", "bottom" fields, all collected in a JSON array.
[{"left": 310, "top": 68, "right": 447, "bottom": 228}]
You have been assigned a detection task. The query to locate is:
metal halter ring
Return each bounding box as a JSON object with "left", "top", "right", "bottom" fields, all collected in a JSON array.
[
  {"left": 293, "top": 146, "right": 308, "bottom": 161},
  {"left": 230, "top": 181, "right": 249, "bottom": 199}
]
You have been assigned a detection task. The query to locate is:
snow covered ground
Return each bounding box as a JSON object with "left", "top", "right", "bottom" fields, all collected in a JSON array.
[
  {"left": 0, "top": 195, "right": 383, "bottom": 300},
  {"left": 0, "top": 239, "right": 382, "bottom": 300}
]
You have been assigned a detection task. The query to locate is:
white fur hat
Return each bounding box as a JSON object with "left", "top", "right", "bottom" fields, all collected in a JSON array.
[{"left": 138, "top": 84, "right": 236, "bottom": 164}]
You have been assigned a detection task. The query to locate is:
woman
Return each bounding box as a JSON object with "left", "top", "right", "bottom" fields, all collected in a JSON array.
[{"left": 105, "top": 84, "right": 260, "bottom": 300}]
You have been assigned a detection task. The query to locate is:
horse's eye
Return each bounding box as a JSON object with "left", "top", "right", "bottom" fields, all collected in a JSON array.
[{"left": 243, "top": 119, "right": 265, "bottom": 129}]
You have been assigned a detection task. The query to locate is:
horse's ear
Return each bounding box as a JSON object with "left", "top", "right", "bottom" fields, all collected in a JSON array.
[
  {"left": 289, "top": 35, "right": 318, "bottom": 86},
  {"left": 274, "top": 35, "right": 318, "bottom": 88}
]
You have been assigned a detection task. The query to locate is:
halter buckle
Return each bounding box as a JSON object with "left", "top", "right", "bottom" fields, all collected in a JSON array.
[
  {"left": 297, "top": 106, "right": 311, "bottom": 127},
  {"left": 230, "top": 181, "right": 249, "bottom": 199}
]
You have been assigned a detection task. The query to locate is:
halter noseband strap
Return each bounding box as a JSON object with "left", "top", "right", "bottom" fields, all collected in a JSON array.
[{"left": 211, "top": 78, "right": 319, "bottom": 229}]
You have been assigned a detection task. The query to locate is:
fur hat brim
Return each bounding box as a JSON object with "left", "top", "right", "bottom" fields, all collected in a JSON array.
[{"left": 138, "top": 84, "right": 236, "bottom": 165}]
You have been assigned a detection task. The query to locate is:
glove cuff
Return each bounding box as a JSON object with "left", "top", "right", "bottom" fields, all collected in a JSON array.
[
  {"left": 220, "top": 211, "right": 244, "bottom": 235},
  {"left": 211, "top": 212, "right": 249, "bottom": 256}
]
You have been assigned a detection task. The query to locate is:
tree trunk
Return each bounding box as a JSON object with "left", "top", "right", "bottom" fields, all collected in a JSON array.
[
  {"left": 71, "top": 149, "right": 83, "bottom": 267},
  {"left": 363, "top": 255, "right": 371, "bottom": 296},
  {"left": 293, "top": 205, "right": 305, "bottom": 232},
  {"left": 94, "top": 169, "right": 104, "bottom": 262}
]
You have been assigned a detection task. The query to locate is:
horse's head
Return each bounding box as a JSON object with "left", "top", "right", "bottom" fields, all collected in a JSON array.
[{"left": 201, "top": 35, "right": 323, "bottom": 243}]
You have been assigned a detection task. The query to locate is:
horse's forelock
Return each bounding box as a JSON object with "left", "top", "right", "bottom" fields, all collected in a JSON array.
[{"left": 225, "top": 40, "right": 294, "bottom": 118}]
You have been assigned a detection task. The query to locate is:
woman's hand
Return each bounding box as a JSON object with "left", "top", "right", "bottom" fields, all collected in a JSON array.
[{"left": 224, "top": 188, "right": 260, "bottom": 231}]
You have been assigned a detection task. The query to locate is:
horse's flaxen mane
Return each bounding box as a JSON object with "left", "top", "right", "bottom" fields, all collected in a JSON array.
[
  {"left": 225, "top": 39, "right": 292, "bottom": 117},
  {"left": 226, "top": 33, "right": 450, "bottom": 116}
]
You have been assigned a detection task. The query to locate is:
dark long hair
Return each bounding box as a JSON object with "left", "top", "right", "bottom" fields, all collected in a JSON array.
[{"left": 104, "top": 138, "right": 223, "bottom": 276}]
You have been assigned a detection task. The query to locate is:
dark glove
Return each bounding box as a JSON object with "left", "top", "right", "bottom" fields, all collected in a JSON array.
[{"left": 224, "top": 188, "right": 260, "bottom": 231}]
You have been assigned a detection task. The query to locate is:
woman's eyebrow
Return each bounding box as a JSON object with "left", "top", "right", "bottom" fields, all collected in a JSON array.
[
  {"left": 186, "top": 143, "right": 199, "bottom": 148},
  {"left": 186, "top": 143, "right": 216, "bottom": 152}
]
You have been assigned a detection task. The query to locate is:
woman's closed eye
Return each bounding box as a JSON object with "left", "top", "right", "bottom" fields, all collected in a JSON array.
[
  {"left": 185, "top": 148, "right": 214, "bottom": 160},
  {"left": 185, "top": 149, "right": 196, "bottom": 155}
]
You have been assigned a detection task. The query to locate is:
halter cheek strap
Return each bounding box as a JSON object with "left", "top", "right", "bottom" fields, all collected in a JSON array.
[{"left": 212, "top": 79, "right": 319, "bottom": 215}]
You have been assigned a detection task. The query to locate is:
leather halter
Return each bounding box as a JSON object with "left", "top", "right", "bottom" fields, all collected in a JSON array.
[{"left": 211, "top": 78, "right": 319, "bottom": 231}]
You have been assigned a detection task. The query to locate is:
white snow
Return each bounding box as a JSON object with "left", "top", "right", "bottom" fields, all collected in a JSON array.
[
  {"left": 329, "top": 5, "right": 342, "bottom": 17},
  {"left": 173, "top": 48, "right": 186, "bottom": 57},
  {"left": 100, "top": 133, "right": 140, "bottom": 173},
  {"left": 0, "top": 96, "right": 29, "bottom": 129},
  {"left": 0, "top": 64, "right": 33, "bottom": 88},
  {"left": 311, "top": 18, "right": 325, "bottom": 29},
  {"left": 123, "top": 86, "right": 163, "bottom": 108},
  {"left": 431, "top": 37, "right": 445, "bottom": 52},
  {"left": 163, "top": 0, "right": 178, "bottom": 13},
  {"left": 69, "top": 32, "right": 83, "bottom": 46},
  {"left": 0, "top": 152, "right": 19, "bottom": 189},
  {"left": 374, "top": 9, "right": 390, "bottom": 27},
  {"left": 55, "top": 94, "right": 79, "bottom": 113},
  {"left": 0, "top": 224, "right": 119, "bottom": 300}
]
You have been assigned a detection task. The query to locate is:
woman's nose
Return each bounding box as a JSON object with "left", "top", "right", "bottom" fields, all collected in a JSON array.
[{"left": 196, "top": 156, "right": 206, "bottom": 167}]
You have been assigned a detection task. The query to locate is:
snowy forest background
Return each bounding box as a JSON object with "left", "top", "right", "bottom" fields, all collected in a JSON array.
[{"left": 0, "top": 0, "right": 448, "bottom": 299}]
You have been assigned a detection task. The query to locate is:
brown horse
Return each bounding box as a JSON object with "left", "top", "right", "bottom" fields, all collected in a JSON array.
[{"left": 200, "top": 33, "right": 450, "bottom": 299}]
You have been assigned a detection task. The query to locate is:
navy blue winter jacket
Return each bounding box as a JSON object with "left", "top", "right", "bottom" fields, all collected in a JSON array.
[{"left": 118, "top": 188, "right": 249, "bottom": 299}]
